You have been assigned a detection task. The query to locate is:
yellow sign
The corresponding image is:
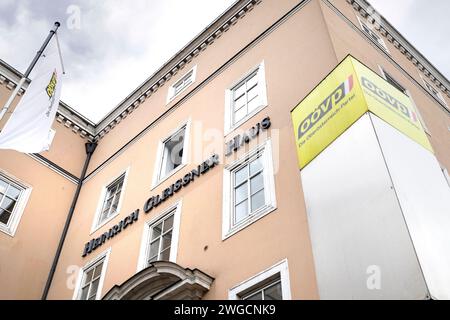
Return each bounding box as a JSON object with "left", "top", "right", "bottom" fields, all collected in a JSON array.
[{"left": 291, "top": 55, "right": 433, "bottom": 169}]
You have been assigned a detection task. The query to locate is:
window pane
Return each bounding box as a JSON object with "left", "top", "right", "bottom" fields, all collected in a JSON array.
[
  {"left": 83, "top": 269, "right": 94, "bottom": 285},
  {"left": 161, "top": 231, "right": 172, "bottom": 251},
  {"left": 246, "top": 72, "right": 258, "bottom": 89},
  {"left": 80, "top": 286, "right": 89, "bottom": 300},
  {"left": 0, "top": 209, "right": 12, "bottom": 225},
  {"left": 244, "top": 291, "right": 263, "bottom": 300},
  {"left": 152, "top": 223, "right": 162, "bottom": 240},
  {"left": 250, "top": 158, "right": 263, "bottom": 175},
  {"left": 251, "top": 189, "right": 265, "bottom": 212},
  {"left": 6, "top": 185, "right": 21, "bottom": 200},
  {"left": 234, "top": 182, "right": 248, "bottom": 204},
  {"left": 264, "top": 282, "right": 282, "bottom": 300},
  {"left": 148, "top": 255, "right": 158, "bottom": 264},
  {"left": 111, "top": 195, "right": 120, "bottom": 214},
  {"left": 93, "top": 263, "right": 103, "bottom": 279},
  {"left": 235, "top": 200, "right": 248, "bottom": 224},
  {"left": 233, "top": 83, "right": 246, "bottom": 100},
  {"left": 89, "top": 279, "right": 100, "bottom": 299},
  {"left": 163, "top": 215, "right": 174, "bottom": 233},
  {"left": 234, "top": 166, "right": 248, "bottom": 186},
  {"left": 161, "top": 129, "right": 185, "bottom": 178},
  {"left": 234, "top": 107, "right": 247, "bottom": 123},
  {"left": 160, "top": 248, "right": 171, "bottom": 261},
  {"left": 1, "top": 197, "right": 16, "bottom": 212},
  {"left": 0, "top": 180, "right": 7, "bottom": 194},
  {"left": 149, "top": 239, "right": 160, "bottom": 259},
  {"left": 247, "top": 85, "right": 258, "bottom": 101},
  {"left": 102, "top": 197, "right": 113, "bottom": 213},
  {"left": 250, "top": 173, "right": 264, "bottom": 194},
  {"left": 234, "top": 95, "right": 246, "bottom": 111},
  {"left": 247, "top": 96, "right": 260, "bottom": 112}
]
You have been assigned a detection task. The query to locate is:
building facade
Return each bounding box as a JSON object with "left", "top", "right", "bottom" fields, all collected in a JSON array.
[{"left": 1, "top": 0, "right": 450, "bottom": 300}]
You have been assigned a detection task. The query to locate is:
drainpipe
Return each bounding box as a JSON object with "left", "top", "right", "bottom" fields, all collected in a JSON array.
[{"left": 41, "top": 141, "right": 97, "bottom": 300}]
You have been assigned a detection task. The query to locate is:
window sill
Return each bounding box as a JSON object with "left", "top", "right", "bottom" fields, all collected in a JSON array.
[
  {"left": 222, "top": 204, "right": 277, "bottom": 241},
  {"left": 151, "top": 163, "right": 187, "bottom": 191},
  {"left": 0, "top": 224, "right": 15, "bottom": 237},
  {"left": 90, "top": 211, "right": 121, "bottom": 236}
]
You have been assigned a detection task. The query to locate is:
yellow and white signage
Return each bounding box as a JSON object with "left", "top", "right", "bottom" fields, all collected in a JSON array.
[{"left": 291, "top": 55, "right": 432, "bottom": 169}]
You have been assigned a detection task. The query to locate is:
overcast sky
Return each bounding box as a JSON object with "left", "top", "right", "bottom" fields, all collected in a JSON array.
[{"left": 0, "top": 0, "right": 449, "bottom": 122}]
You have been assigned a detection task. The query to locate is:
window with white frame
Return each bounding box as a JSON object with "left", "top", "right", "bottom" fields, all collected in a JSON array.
[
  {"left": 137, "top": 201, "right": 182, "bottom": 271},
  {"left": 167, "top": 66, "right": 197, "bottom": 103},
  {"left": 357, "top": 17, "right": 389, "bottom": 53},
  {"left": 222, "top": 140, "right": 276, "bottom": 239},
  {"left": 0, "top": 173, "right": 31, "bottom": 237},
  {"left": 229, "top": 259, "right": 291, "bottom": 300},
  {"left": 153, "top": 122, "right": 190, "bottom": 187},
  {"left": 240, "top": 275, "right": 282, "bottom": 300},
  {"left": 96, "top": 173, "right": 126, "bottom": 228},
  {"left": 225, "top": 62, "right": 268, "bottom": 133},
  {"left": 422, "top": 78, "right": 447, "bottom": 106},
  {"left": 74, "top": 249, "right": 110, "bottom": 300},
  {"left": 148, "top": 212, "right": 174, "bottom": 263}
]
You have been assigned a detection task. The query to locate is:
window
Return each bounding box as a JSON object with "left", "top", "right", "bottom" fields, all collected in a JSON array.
[
  {"left": 74, "top": 249, "right": 110, "bottom": 300},
  {"left": 229, "top": 259, "right": 291, "bottom": 300},
  {"left": 225, "top": 62, "right": 268, "bottom": 134},
  {"left": 98, "top": 174, "right": 125, "bottom": 226},
  {"left": 0, "top": 172, "right": 31, "bottom": 237},
  {"left": 152, "top": 121, "right": 191, "bottom": 188},
  {"left": 357, "top": 17, "right": 389, "bottom": 53},
  {"left": 167, "top": 66, "right": 197, "bottom": 103},
  {"left": 384, "top": 72, "right": 407, "bottom": 95},
  {"left": 91, "top": 169, "right": 129, "bottom": 233},
  {"left": 379, "top": 67, "right": 430, "bottom": 134},
  {"left": 233, "top": 156, "right": 265, "bottom": 225},
  {"left": 422, "top": 77, "right": 448, "bottom": 107},
  {"left": 222, "top": 140, "right": 276, "bottom": 239},
  {"left": 241, "top": 276, "right": 282, "bottom": 300},
  {"left": 137, "top": 201, "right": 182, "bottom": 272}
]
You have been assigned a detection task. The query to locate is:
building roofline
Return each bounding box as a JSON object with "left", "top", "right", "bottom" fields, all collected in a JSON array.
[
  {"left": 2, "top": 0, "right": 449, "bottom": 141},
  {"left": 351, "top": 0, "right": 450, "bottom": 97},
  {"left": 94, "top": 0, "right": 260, "bottom": 137}
]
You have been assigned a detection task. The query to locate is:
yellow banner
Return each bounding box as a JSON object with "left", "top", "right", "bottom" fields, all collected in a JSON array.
[{"left": 291, "top": 55, "right": 433, "bottom": 169}]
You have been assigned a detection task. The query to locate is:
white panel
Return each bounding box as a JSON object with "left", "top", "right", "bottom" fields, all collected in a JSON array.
[
  {"left": 301, "top": 114, "right": 428, "bottom": 300},
  {"left": 371, "top": 114, "right": 450, "bottom": 300}
]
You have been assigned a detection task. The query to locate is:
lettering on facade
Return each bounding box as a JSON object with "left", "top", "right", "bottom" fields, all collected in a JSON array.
[
  {"left": 144, "top": 154, "right": 220, "bottom": 213},
  {"left": 82, "top": 209, "right": 140, "bottom": 257},
  {"left": 81, "top": 154, "right": 220, "bottom": 257},
  {"left": 225, "top": 117, "right": 271, "bottom": 156}
]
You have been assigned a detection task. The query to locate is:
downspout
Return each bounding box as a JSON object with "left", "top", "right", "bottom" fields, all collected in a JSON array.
[{"left": 41, "top": 141, "right": 97, "bottom": 300}]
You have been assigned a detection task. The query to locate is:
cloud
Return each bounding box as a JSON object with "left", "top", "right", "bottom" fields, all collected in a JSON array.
[
  {"left": 369, "top": 0, "right": 450, "bottom": 80},
  {"left": 0, "top": 0, "right": 235, "bottom": 122}
]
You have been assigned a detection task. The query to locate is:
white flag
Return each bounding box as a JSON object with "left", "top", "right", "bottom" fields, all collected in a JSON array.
[{"left": 0, "top": 36, "right": 63, "bottom": 153}]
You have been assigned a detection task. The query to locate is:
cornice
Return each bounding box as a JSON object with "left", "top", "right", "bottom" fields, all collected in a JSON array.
[
  {"left": 347, "top": 0, "right": 450, "bottom": 101},
  {"left": 1, "top": 0, "right": 261, "bottom": 142},
  {"left": 94, "top": 0, "right": 262, "bottom": 140}
]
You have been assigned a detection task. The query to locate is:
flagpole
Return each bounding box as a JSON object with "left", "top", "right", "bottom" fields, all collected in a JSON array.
[{"left": 0, "top": 21, "right": 61, "bottom": 121}]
